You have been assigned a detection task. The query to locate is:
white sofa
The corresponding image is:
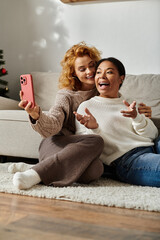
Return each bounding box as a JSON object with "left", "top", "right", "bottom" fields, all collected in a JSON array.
[{"left": 0, "top": 72, "right": 160, "bottom": 161}]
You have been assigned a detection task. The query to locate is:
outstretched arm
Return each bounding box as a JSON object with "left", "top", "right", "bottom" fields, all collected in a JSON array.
[{"left": 74, "top": 108, "right": 98, "bottom": 129}]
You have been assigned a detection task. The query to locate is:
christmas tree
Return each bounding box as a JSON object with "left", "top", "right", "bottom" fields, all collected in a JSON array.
[{"left": 0, "top": 49, "right": 9, "bottom": 97}]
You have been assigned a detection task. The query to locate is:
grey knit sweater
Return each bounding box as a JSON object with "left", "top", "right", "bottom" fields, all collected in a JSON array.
[{"left": 31, "top": 88, "right": 97, "bottom": 138}]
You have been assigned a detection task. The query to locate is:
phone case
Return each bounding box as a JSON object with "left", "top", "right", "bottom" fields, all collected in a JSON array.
[{"left": 20, "top": 74, "right": 35, "bottom": 108}]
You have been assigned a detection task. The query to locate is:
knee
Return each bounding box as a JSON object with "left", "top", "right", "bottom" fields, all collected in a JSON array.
[
  {"left": 90, "top": 135, "right": 104, "bottom": 157},
  {"left": 89, "top": 135, "right": 104, "bottom": 151}
]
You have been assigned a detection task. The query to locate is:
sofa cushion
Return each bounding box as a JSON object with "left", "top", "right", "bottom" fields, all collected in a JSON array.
[
  {"left": 31, "top": 72, "right": 59, "bottom": 111},
  {"left": 0, "top": 110, "right": 29, "bottom": 121},
  {"left": 0, "top": 97, "right": 20, "bottom": 110},
  {"left": 0, "top": 110, "right": 48, "bottom": 121},
  {"left": 120, "top": 74, "right": 160, "bottom": 119}
]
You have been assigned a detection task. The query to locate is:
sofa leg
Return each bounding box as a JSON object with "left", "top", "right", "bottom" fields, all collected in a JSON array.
[{"left": 0, "top": 156, "right": 7, "bottom": 163}]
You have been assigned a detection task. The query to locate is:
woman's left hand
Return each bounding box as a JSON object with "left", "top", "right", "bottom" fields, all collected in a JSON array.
[{"left": 121, "top": 100, "right": 137, "bottom": 119}]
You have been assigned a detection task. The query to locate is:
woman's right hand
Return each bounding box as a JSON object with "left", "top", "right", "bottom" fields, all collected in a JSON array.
[
  {"left": 74, "top": 108, "right": 98, "bottom": 129},
  {"left": 18, "top": 91, "right": 40, "bottom": 120}
]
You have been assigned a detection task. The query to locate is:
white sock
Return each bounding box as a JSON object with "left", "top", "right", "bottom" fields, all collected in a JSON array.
[
  {"left": 8, "top": 162, "right": 34, "bottom": 174},
  {"left": 13, "top": 169, "right": 41, "bottom": 190}
]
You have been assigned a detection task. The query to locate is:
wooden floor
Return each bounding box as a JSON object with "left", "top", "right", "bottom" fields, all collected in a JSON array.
[{"left": 0, "top": 192, "right": 160, "bottom": 240}]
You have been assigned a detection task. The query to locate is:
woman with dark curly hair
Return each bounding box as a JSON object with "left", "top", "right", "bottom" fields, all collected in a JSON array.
[{"left": 75, "top": 57, "right": 160, "bottom": 187}]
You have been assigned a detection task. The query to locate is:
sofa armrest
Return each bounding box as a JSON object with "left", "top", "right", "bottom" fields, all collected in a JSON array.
[{"left": 0, "top": 97, "right": 20, "bottom": 110}]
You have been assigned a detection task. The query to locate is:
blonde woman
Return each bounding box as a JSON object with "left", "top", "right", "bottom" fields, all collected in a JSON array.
[{"left": 12, "top": 42, "right": 104, "bottom": 189}]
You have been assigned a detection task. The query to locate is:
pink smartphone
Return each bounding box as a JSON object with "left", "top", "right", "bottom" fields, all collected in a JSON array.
[{"left": 20, "top": 74, "right": 35, "bottom": 108}]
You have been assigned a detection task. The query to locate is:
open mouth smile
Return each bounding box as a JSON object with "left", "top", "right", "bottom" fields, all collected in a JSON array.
[
  {"left": 99, "top": 82, "right": 110, "bottom": 89},
  {"left": 86, "top": 75, "right": 94, "bottom": 79}
]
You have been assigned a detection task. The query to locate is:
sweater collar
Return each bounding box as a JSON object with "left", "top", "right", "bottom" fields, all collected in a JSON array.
[{"left": 93, "top": 93, "right": 124, "bottom": 104}]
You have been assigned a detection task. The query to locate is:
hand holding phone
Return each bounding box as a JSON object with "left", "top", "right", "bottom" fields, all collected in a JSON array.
[
  {"left": 20, "top": 74, "right": 35, "bottom": 108},
  {"left": 19, "top": 74, "right": 40, "bottom": 120}
]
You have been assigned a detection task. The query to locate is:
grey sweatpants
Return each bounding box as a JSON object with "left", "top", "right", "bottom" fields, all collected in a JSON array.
[{"left": 32, "top": 134, "right": 104, "bottom": 187}]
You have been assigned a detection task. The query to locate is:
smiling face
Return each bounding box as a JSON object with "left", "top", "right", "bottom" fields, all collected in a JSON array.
[
  {"left": 74, "top": 55, "right": 96, "bottom": 91},
  {"left": 95, "top": 60, "right": 124, "bottom": 98}
]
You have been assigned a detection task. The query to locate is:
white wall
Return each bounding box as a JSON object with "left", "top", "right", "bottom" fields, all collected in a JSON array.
[{"left": 0, "top": 0, "right": 160, "bottom": 100}]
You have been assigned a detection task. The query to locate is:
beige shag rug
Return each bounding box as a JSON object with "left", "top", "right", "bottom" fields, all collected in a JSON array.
[{"left": 0, "top": 163, "right": 160, "bottom": 212}]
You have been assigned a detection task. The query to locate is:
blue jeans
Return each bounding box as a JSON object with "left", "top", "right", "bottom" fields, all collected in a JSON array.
[{"left": 102, "top": 136, "right": 160, "bottom": 187}]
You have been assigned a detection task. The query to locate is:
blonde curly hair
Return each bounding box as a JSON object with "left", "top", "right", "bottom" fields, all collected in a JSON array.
[{"left": 59, "top": 42, "right": 101, "bottom": 90}]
